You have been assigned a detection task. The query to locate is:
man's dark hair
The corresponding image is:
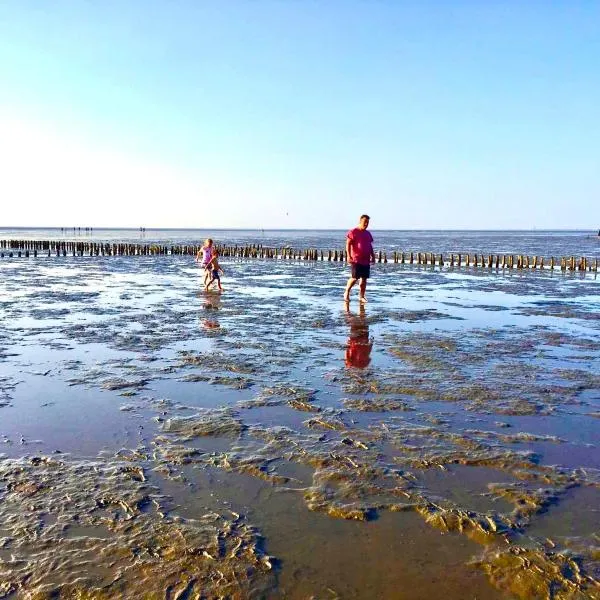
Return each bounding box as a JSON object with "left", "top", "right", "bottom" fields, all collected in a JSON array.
[{"left": 360, "top": 214, "right": 370, "bottom": 220}]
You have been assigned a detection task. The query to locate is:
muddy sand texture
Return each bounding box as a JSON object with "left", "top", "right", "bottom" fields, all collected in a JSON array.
[{"left": 0, "top": 256, "right": 599, "bottom": 599}]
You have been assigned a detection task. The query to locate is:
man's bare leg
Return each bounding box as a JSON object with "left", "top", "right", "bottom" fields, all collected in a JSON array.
[
  {"left": 359, "top": 278, "right": 367, "bottom": 303},
  {"left": 344, "top": 277, "right": 357, "bottom": 301}
]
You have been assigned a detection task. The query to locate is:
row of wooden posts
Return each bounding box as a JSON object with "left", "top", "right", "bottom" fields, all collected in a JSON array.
[{"left": 0, "top": 240, "right": 598, "bottom": 272}]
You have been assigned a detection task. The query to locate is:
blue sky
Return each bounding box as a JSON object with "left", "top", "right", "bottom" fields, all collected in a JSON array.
[{"left": 0, "top": 1, "right": 598, "bottom": 229}]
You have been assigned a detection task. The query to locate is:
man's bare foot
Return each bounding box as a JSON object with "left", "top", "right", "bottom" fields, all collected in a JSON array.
[{"left": 359, "top": 296, "right": 367, "bottom": 303}]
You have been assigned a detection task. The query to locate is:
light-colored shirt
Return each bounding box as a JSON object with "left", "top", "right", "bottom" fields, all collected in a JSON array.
[{"left": 201, "top": 246, "right": 213, "bottom": 266}]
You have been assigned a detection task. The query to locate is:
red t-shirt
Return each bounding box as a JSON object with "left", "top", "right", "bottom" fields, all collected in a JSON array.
[{"left": 347, "top": 228, "right": 374, "bottom": 265}]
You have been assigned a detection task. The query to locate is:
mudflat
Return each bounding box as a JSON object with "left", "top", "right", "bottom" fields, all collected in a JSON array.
[{"left": 0, "top": 254, "right": 599, "bottom": 599}]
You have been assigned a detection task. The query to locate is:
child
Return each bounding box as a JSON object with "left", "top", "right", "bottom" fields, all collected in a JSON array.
[
  {"left": 196, "top": 238, "right": 214, "bottom": 286},
  {"left": 205, "top": 251, "right": 224, "bottom": 292}
]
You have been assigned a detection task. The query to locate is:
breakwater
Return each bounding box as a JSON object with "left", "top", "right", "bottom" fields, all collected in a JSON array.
[{"left": 0, "top": 239, "right": 598, "bottom": 271}]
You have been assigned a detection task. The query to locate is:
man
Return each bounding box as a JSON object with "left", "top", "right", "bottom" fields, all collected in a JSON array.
[{"left": 344, "top": 214, "right": 375, "bottom": 303}]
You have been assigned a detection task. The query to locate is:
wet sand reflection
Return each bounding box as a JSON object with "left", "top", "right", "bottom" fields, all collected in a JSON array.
[
  {"left": 200, "top": 290, "right": 221, "bottom": 329},
  {"left": 345, "top": 303, "right": 373, "bottom": 368}
]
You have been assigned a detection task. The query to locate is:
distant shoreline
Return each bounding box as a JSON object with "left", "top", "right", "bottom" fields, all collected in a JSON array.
[{"left": 0, "top": 227, "right": 595, "bottom": 233}]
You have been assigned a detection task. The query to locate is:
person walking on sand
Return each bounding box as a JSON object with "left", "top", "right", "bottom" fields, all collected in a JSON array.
[
  {"left": 205, "top": 251, "right": 224, "bottom": 292},
  {"left": 196, "top": 238, "right": 214, "bottom": 287},
  {"left": 344, "top": 214, "right": 375, "bottom": 303}
]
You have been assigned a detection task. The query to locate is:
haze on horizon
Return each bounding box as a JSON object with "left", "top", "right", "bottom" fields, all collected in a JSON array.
[{"left": 0, "top": 2, "right": 598, "bottom": 230}]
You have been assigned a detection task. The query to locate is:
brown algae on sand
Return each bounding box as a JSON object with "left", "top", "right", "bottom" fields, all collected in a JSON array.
[
  {"left": 472, "top": 545, "right": 600, "bottom": 599},
  {"left": 152, "top": 402, "right": 600, "bottom": 596},
  {"left": 0, "top": 455, "right": 274, "bottom": 599}
]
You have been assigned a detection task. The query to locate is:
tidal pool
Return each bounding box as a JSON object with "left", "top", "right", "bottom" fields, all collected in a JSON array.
[{"left": 0, "top": 255, "right": 599, "bottom": 599}]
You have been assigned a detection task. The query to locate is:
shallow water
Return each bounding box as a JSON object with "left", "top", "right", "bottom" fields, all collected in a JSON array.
[{"left": 0, "top": 255, "right": 599, "bottom": 599}]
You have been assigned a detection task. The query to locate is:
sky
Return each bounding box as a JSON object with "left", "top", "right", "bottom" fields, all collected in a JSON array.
[{"left": 0, "top": 1, "right": 598, "bottom": 229}]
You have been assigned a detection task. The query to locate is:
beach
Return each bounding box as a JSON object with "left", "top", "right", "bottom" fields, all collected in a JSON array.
[{"left": 1, "top": 230, "right": 599, "bottom": 599}]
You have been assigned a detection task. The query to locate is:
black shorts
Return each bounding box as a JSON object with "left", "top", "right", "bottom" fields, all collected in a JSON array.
[
  {"left": 211, "top": 270, "right": 220, "bottom": 280},
  {"left": 351, "top": 263, "right": 370, "bottom": 279}
]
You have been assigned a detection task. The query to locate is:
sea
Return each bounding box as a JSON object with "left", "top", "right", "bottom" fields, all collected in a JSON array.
[{"left": 1, "top": 227, "right": 599, "bottom": 257}]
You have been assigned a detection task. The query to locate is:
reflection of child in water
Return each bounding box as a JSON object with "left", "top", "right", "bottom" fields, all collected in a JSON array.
[
  {"left": 345, "top": 304, "right": 372, "bottom": 368},
  {"left": 205, "top": 252, "right": 224, "bottom": 292},
  {"left": 199, "top": 291, "right": 221, "bottom": 329}
]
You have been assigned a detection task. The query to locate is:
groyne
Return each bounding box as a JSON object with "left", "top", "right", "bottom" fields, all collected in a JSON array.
[{"left": 0, "top": 239, "right": 597, "bottom": 271}]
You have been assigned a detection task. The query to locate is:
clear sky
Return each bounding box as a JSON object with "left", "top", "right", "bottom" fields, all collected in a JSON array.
[{"left": 0, "top": 1, "right": 598, "bottom": 229}]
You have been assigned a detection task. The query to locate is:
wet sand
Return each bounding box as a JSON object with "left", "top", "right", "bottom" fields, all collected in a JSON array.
[{"left": 0, "top": 256, "right": 599, "bottom": 598}]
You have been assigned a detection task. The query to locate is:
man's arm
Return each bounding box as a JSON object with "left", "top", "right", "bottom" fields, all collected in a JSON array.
[
  {"left": 369, "top": 233, "right": 375, "bottom": 263},
  {"left": 346, "top": 238, "right": 352, "bottom": 262}
]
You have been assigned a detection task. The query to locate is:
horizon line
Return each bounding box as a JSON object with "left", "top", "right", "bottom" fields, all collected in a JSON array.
[{"left": 0, "top": 226, "right": 597, "bottom": 233}]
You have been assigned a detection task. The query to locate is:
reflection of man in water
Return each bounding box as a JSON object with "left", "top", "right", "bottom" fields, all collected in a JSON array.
[{"left": 345, "top": 304, "right": 373, "bottom": 368}]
